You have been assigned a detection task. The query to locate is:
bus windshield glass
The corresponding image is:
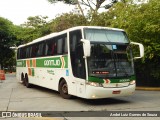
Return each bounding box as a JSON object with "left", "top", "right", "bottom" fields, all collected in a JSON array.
[
  {"left": 84, "top": 28, "right": 134, "bottom": 78},
  {"left": 88, "top": 44, "right": 134, "bottom": 78},
  {"left": 84, "top": 28, "right": 129, "bottom": 43}
]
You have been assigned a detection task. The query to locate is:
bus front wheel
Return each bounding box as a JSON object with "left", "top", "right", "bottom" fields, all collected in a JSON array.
[{"left": 59, "top": 80, "right": 72, "bottom": 99}]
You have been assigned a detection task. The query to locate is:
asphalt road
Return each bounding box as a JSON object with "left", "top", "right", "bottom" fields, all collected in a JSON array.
[{"left": 0, "top": 74, "right": 160, "bottom": 120}]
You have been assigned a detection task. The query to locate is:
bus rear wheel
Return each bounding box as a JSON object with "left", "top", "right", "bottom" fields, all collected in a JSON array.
[
  {"left": 24, "top": 75, "right": 32, "bottom": 88},
  {"left": 59, "top": 80, "right": 72, "bottom": 99},
  {"left": 21, "top": 74, "right": 25, "bottom": 86}
]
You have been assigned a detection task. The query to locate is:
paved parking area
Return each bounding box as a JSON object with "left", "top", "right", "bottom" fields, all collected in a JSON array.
[{"left": 0, "top": 74, "right": 160, "bottom": 120}]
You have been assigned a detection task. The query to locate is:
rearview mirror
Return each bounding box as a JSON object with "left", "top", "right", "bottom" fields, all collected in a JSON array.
[
  {"left": 81, "top": 39, "right": 91, "bottom": 57},
  {"left": 131, "top": 42, "right": 144, "bottom": 59}
]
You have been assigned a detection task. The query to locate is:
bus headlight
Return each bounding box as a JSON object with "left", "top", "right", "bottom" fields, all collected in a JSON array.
[
  {"left": 129, "top": 80, "right": 136, "bottom": 85},
  {"left": 87, "top": 82, "right": 103, "bottom": 87}
]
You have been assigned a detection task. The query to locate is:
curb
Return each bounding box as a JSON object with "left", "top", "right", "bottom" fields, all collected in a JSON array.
[{"left": 136, "top": 87, "right": 160, "bottom": 91}]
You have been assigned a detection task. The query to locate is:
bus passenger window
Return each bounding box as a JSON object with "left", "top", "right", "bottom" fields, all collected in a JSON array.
[
  {"left": 64, "top": 37, "right": 68, "bottom": 54},
  {"left": 47, "top": 42, "right": 52, "bottom": 55},
  {"left": 22, "top": 48, "right": 26, "bottom": 59},
  {"left": 51, "top": 42, "right": 57, "bottom": 55},
  {"left": 70, "top": 35, "right": 77, "bottom": 52},
  {"left": 31, "top": 46, "right": 37, "bottom": 58},
  {"left": 37, "top": 43, "right": 44, "bottom": 57},
  {"left": 57, "top": 38, "right": 63, "bottom": 54},
  {"left": 45, "top": 40, "right": 56, "bottom": 56},
  {"left": 45, "top": 43, "right": 48, "bottom": 56}
]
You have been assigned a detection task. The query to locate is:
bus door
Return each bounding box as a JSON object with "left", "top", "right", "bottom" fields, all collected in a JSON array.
[{"left": 69, "top": 30, "right": 86, "bottom": 97}]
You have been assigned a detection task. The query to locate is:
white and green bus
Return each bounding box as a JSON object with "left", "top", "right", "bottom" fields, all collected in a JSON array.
[{"left": 16, "top": 26, "right": 144, "bottom": 99}]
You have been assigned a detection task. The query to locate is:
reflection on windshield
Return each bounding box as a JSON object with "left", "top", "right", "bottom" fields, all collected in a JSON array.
[
  {"left": 88, "top": 43, "right": 134, "bottom": 78},
  {"left": 84, "top": 28, "right": 129, "bottom": 43}
]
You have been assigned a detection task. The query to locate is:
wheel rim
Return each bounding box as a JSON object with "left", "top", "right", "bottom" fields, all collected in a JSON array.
[{"left": 62, "top": 84, "right": 68, "bottom": 94}]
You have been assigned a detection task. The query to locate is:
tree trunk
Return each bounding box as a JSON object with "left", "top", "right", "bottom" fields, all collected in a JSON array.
[{"left": 76, "top": 0, "right": 85, "bottom": 16}]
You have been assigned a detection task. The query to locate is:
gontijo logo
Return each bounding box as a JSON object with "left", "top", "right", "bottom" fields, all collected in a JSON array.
[{"left": 44, "top": 60, "right": 60, "bottom": 66}]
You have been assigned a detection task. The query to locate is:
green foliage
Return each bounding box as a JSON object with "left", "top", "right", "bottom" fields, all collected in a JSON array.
[
  {"left": 84, "top": 0, "right": 160, "bottom": 85},
  {"left": 47, "top": 0, "right": 119, "bottom": 19},
  {"left": 15, "top": 27, "right": 41, "bottom": 44},
  {"left": 0, "top": 16, "right": 52, "bottom": 69},
  {"left": 0, "top": 17, "right": 17, "bottom": 69},
  {"left": 106, "top": 0, "right": 160, "bottom": 61},
  {"left": 22, "top": 16, "right": 48, "bottom": 28},
  {"left": 50, "top": 13, "right": 88, "bottom": 32},
  {"left": 0, "top": 17, "right": 15, "bottom": 46},
  {"left": 17, "top": 15, "right": 51, "bottom": 43},
  {"left": 106, "top": 0, "right": 160, "bottom": 84}
]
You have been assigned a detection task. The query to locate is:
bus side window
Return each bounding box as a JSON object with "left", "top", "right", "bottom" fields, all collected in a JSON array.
[
  {"left": 45, "top": 39, "right": 55, "bottom": 56},
  {"left": 20, "top": 48, "right": 22, "bottom": 59},
  {"left": 70, "top": 35, "right": 77, "bottom": 52},
  {"left": 64, "top": 37, "right": 68, "bottom": 54},
  {"left": 47, "top": 41, "right": 52, "bottom": 56},
  {"left": 51, "top": 41, "right": 57, "bottom": 55},
  {"left": 21, "top": 48, "right": 23, "bottom": 59},
  {"left": 47, "top": 42, "right": 52, "bottom": 56},
  {"left": 29, "top": 46, "right": 32, "bottom": 58},
  {"left": 37, "top": 43, "right": 44, "bottom": 57},
  {"left": 31, "top": 45, "right": 37, "bottom": 58},
  {"left": 45, "top": 43, "right": 48, "bottom": 56},
  {"left": 57, "top": 38, "right": 63, "bottom": 55},
  {"left": 17, "top": 49, "right": 20, "bottom": 59},
  {"left": 26, "top": 47, "right": 30, "bottom": 58},
  {"left": 22, "top": 47, "right": 26, "bottom": 59}
]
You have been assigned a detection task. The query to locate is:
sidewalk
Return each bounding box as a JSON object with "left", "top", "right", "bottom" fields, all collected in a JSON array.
[{"left": 136, "top": 86, "right": 160, "bottom": 91}]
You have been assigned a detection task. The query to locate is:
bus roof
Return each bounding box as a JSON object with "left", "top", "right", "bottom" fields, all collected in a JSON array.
[{"left": 18, "top": 26, "right": 125, "bottom": 48}]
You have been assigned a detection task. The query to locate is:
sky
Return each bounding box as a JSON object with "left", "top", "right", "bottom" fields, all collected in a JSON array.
[{"left": 0, "top": 0, "right": 75, "bottom": 25}]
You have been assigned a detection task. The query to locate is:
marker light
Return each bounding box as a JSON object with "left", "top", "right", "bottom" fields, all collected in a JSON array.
[
  {"left": 87, "top": 82, "right": 103, "bottom": 87},
  {"left": 129, "top": 80, "right": 136, "bottom": 85}
]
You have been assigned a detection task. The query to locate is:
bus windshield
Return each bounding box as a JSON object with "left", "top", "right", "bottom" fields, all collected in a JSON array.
[
  {"left": 84, "top": 28, "right": 129, "bottom": 43},
  {"left": 88, "top": 43, "right": 134, "bottom": 78},
  {"left": 84, "top": 28, "right": 134, "bottom": 78}
]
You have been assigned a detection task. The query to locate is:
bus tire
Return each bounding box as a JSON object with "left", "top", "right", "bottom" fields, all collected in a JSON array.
[
  {"left": 21, "top": 73, "right": 25, "bottom": 86},
  {"left": 59, "top": 79, "right": 72, "bottom": 99},
  {"left": 24, "top": 75, "right": 32, "bottom": 88}
]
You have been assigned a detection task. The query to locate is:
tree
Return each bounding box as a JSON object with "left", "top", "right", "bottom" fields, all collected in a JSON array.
[
  {"left": 17, "top": 15, "right": 52, "bottom": 43},
  {"left": 102, "top": 0, "right": 160, "bottom": 86},
  {"left": 94, "top": 0, "right": 160, "bottom": 60},
  {"left": 0, "top": 16, "right": 52, "bottom": 70},
  {"left": 47, "top": 0, "right": 118, "bottom": 19},
  {"left": 0, "top": 17, "right": 17, "bottom": 69},
  {"left": 15, "top": 26, "right": 41, "bottom": 44},
  {"left": 50, "top": 13, "right": 88, "bottom": 32},
  {"left": 22, "top": 15, "right": 48, "bottom": 28}
]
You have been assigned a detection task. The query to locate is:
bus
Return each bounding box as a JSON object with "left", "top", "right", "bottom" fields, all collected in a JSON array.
[{"left": 16, "top": 26, "right": 144, "bottom": 99}]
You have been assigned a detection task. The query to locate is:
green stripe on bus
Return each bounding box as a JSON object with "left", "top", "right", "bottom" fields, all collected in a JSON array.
[
  {"left": 88, "top": 76, "right": 136, "bottom": 83},
  {"left": 17, "top": 60, "right": 26, "bottom": 67},
  {"left": 36, "top": 57, "right": 62, "bottom": 68},
  {"left": 31, "top": 68, "right": 35, "bottom": 76},
  {"left": 30, "top": 60, "right": 32, "bottom": 67},
  {"left": 64, "top": 56, "right": 68, "bottom": 68},
  {"left": 88, "top": 76, "right": 104, "bottom": 83},
  {"left": 17, "top": 56, "right": 68, "bottom": 68}
]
